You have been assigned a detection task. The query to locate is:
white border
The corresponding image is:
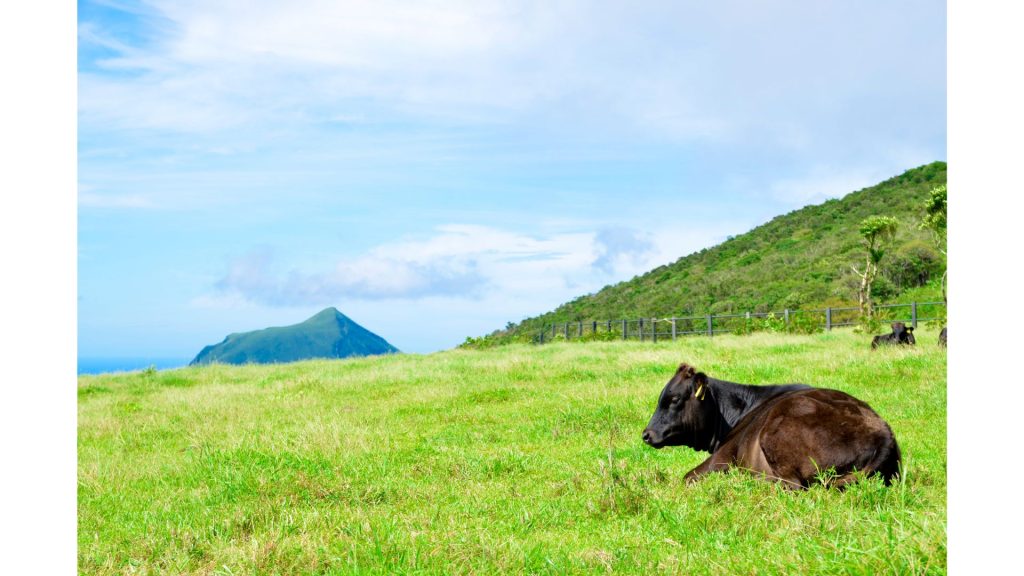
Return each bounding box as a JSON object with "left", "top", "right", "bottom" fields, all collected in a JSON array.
[
  {"left": 948, "top": 0, "right": 1023, "bottom": 571},
  {"left": 0, "top": 1, "right": 76, "bottom": 573}
]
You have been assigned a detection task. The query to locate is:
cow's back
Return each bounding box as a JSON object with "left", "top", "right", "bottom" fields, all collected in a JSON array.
[{"left": 721, "top": 388, "right": 900, "bottom": 487}]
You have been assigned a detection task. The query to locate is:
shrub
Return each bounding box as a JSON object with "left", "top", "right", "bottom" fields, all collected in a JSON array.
[
  {"left": 855, "top": 308, "right": 897, "bottom": 335},
  {"left": 760, "top": 312, "right": 787, "bottom": 333},
  {"left": 728, "top": 316, "right": 755, "bottom": 336},
  {"left": 787, "top": 311, "right": 823, "bottom": 335},
  {"left": 578, "top": 329, "right": 620, "bottom": 343}
]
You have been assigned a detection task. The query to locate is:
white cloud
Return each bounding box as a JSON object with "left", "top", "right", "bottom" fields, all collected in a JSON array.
[
  {"left": 210, "top": 226, "right": 590, "bottom": 305},
  {"left": 79, "top": 0, "right": 945, "bottom": 162},
  {"left": 206, "top": 221, "right": 737, "bottom": 313},
  {"left": 78, "top": 1, "right": 536, "bottom": 132},
  {"left": 591, "top": 227, "right": 654, "bottom": 274},
  {"left": 77, "top": 1, "right": 736, "bottom": 138}
]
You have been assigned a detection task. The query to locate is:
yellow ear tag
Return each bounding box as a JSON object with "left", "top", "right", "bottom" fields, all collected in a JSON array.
[{"left": 695, "top": 383, "right": 705, "bottom": 400}]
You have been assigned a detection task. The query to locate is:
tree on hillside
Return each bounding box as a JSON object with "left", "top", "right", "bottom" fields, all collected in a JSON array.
[
  {"left": 852, "top": 215, "right": 899, "bottom": 318},
  {"left": 920, "top": 184, "right": 947, "bottom": 303}
]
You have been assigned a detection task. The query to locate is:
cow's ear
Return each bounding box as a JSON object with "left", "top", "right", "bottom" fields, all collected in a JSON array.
[
  {"left": 677, "top": 363, "right": 696, "bottom": 379},
  {"left": 693, "top": 372, "right": 708, "bottom": 400},
  {"left": 906, "top": 326, "right": 914, "bottom": 332}
]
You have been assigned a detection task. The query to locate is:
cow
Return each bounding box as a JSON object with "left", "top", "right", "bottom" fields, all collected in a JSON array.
[
  {"left": 871, "top": 322, "right": 916, "bottom": 349},
  {"left": 939, "top": 326, "right": 947, "bottom": 347},
  {"left": 641, "top": 363, "right": 901, "bottom": 489}
]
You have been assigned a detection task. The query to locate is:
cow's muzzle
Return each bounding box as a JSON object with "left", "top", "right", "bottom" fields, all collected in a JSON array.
[{"left": 642, "top": 428, "right": 663, "bottom": 448}]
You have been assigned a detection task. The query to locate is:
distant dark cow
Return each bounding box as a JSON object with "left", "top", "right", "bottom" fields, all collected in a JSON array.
[
  {"left": 642, "top": 363, "right": 901, "bottom": 489},
  {"left": 871, "top": 322, "right": 916, "bottom": 349},
  {"left": 939, "top": 326, "right": 947, "bottom": 347}
]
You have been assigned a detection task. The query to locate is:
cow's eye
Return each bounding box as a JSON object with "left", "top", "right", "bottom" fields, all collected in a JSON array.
[{"left": 670, "top": 395, "right": 681, "bottom": 405}]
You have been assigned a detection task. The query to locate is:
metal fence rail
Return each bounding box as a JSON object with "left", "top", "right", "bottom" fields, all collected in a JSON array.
[{"left": 535, "top": 301, "right": 945, "bottom": 344}]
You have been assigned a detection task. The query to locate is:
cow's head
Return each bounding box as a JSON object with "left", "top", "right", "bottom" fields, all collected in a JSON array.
[
  {"left": 642, "top": 363, "right": 718, "bottom": 451},
  {"left": 892, "top": 322, "right": 916, "bottom": 344}
]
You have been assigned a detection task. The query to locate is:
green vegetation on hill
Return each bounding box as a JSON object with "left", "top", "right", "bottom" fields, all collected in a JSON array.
[
  {"left": 79, "top": 330, "right": 946, "bottom": 574},
  {"left": 480, "top": 162, "right": 946, "bottom": 345},
  {"left": 190, "top": 307, "right": 398, "bottom": 366}
]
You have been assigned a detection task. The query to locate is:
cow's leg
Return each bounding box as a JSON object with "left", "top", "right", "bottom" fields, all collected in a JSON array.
[
  {"left": 684, "top": 452, "right": 805, "bottom": 488},
  {"left": 735, "top": 438, "right": 807, "bottom": 489},
  {"left": 684, "top": 441, "right": 742, "bottom": 483},
  {"left": 683, "top": 454, "right": 731, "bottom": 484},
  {"left": 823, "top": 472, "right": 864, "bottom": 491},
  {"left": 733, "top": 466, "right": 806, "bottom": 489}
]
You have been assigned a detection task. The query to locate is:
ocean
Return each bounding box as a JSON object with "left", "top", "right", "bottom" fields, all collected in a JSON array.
[{"left": 77, "top": 357, "right": 192, "bottom": 375}]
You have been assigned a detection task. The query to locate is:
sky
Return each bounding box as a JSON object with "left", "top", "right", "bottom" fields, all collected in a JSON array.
[{"left": 77, "top": 0, "right": 947, "bottom": 358}]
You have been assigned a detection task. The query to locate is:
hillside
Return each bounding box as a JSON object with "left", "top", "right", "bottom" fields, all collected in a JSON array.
[
  {"left": 79, "top": 331, "right": 946, "bottom": 573},
  {"left": 488, "top": 162, "right": 946, "bottom": 342},
  {"left": 190, "top": 307, "right": 398, "bottom": 365}
]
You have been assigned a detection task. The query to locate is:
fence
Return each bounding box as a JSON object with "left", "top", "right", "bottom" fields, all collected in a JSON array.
[{"left": 534, "top": 301, "right": 945, "bottom": 344}]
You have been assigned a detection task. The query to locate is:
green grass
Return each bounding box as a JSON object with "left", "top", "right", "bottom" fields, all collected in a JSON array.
[{"left": 79, "top": 329, "right": 946, "bottom": 574}]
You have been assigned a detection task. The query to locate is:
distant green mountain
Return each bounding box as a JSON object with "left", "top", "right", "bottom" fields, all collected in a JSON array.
[
  {"left": 473, "top": 161, "right": 947, "bottom": 345},
  {"left": 191, "top": 308, "right": 399, "bottom": 366}
]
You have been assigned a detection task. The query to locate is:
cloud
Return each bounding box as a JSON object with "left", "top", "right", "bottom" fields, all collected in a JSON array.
[
  {"left": 78, "top": 1, "right": 540, "bottom": 132},
  {"left": 213, "top": 245, "right": 488, "bottom": 305},
  {"left": 76, "top": 1, "right": 738, "bottom": 139},
  {"left": 210, "top": 226, "right": 592, "bottom": 306},
  {"left": 78, "top": 0, "right": 945, "bottom": 176},
  {"left": 206, "top": 221, "right": 742, "bottom": 309},
  {"left": 591, "top": 227, "right": 654, "bottom": 274}
]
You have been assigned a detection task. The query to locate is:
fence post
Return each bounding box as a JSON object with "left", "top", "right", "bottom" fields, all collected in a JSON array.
[
  {"left": 639, "top": 318, "right": 645, "bottom": 342},
  {"left": 607, "top": 320, "right": 612, "bottom": 333},
  {"left": 671, "top": 318, "right": 677, "bottom": 340},
  {"left": 911, "top": 302, "right": 918, "bottom": 329},
  {"left": 552, "top": 324, "right": 556, "bottom": 339},
  {"left": 578, "top": 321, "right": 583, "bottom": 338},
  {"left": 826, "top": 307, "right": 832, "bottom": 331},
  {"left": 784, "top": 309, "right": 790, "bottom": 328},
  {"left": 652, "top": 318, "right": 657, "bottom": 343},
  {"left": 564, "top": 323, "right": 569, "bottom": 339},
  {"left": 706, "top": 315, "right": 713, "bottom": 336},
  {"left": 592, "top": 321, "right": 597, "bottom": 335},
  {"left": 622, "top": 319, "right": 627, "bottom": 340},
  {"left": 539, "top": 329, "right": 544, "bottom": 344}
]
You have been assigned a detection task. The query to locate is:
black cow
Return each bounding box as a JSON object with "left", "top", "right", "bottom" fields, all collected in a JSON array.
[
  {"left": 939, "top": 326, "right": 947, "bottom": 347},
  {"left": 871, "top": 322, "right": 916, "bottom": 349},
  {"left": 642, "top": 363, "right": 901, "bottom": 489}
]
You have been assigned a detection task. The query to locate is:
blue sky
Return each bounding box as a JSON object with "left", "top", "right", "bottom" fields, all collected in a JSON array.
[{"left": 78, "top": 0, "right": 947, "bottom": 358}]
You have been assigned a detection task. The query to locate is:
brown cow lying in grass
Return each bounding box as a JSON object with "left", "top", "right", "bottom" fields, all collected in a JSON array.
[{"left": 642, "top": 363, "right": 901, "bottom": 489}]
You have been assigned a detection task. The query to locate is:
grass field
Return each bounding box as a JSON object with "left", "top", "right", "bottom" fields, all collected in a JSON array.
[{"left": 78, "top": 328, "right": 947, "bottom": 574}]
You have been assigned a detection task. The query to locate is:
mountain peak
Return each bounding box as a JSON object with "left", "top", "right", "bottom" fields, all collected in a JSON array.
[
  {"left": 310, "top": 306, "right": 344, "bottom": 320},
  {"left": 191, "top": 308, "right": 398, "bottom": 365}
]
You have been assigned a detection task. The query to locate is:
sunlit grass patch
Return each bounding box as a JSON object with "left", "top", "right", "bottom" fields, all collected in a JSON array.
[{"left": 79, "top": 328, "right": 946, "bottom": 574}]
